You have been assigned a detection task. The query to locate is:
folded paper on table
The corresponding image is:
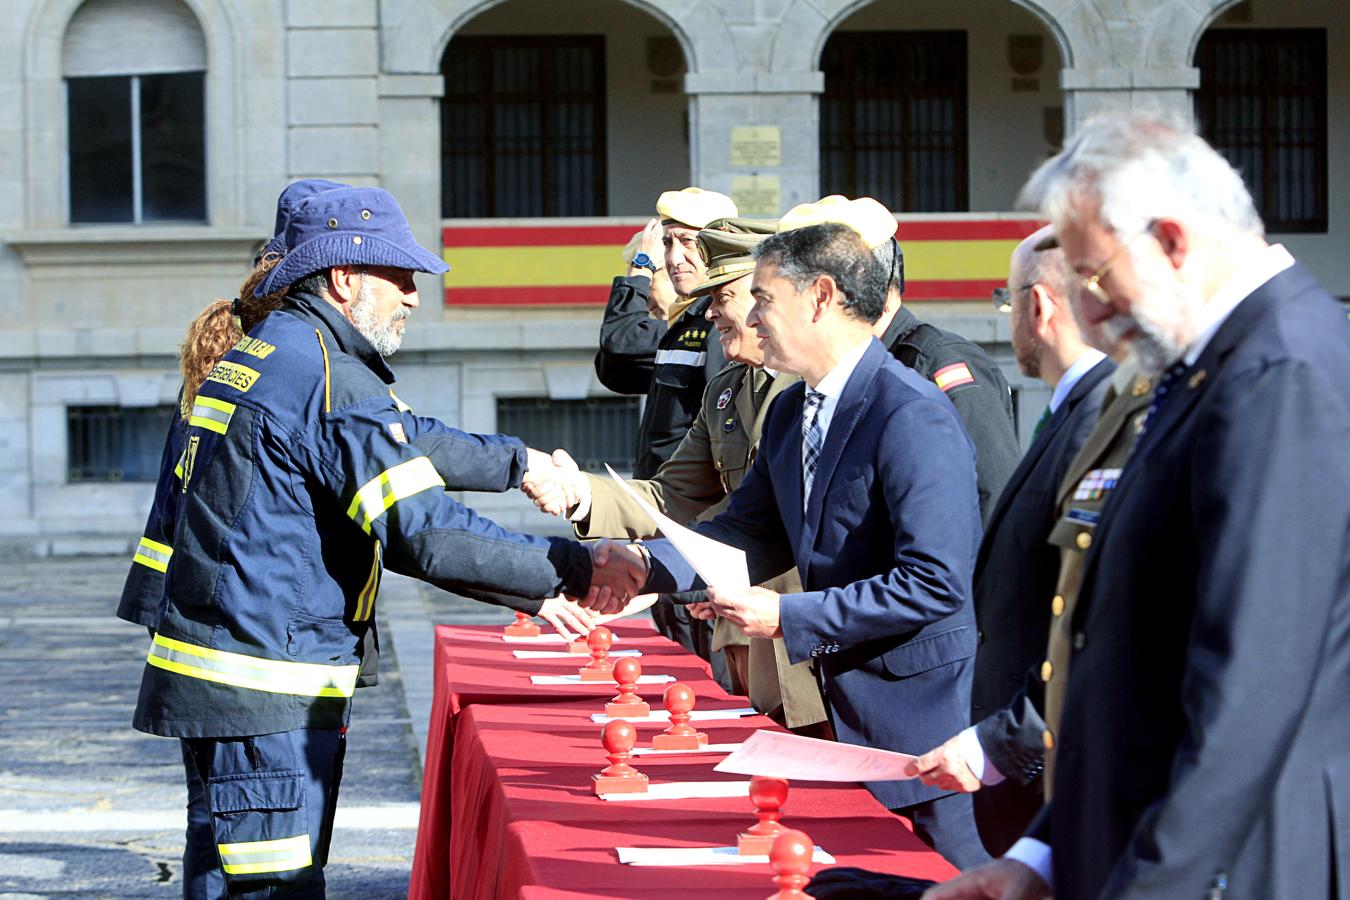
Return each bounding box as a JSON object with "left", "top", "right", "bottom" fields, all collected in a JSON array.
[
  {"left": 605, "top": 464, "right": 749, "bottom": 591},
  {"left": 591, "top": 706, "right": 757, "bottom": 724},
  {"left": 512, "top": 649, "right": 642, "bottom": 659},
  {"left": 599, "top": 780, "right": 751, "bottom": 802},
  {"left": 714, "top": 728, "right": 919, "bottom": 781},
  {"left": 615, "top": 845, "right": 835, "bottom": 866},
  {"left": 630, "top": 743, "right": 741, "bottom": 757},
  {"left": 530, "top": 674, "right": 675, "bottom": 685},
  {"left": 502, "top": 633, "right": 622, "bottom": 644}
]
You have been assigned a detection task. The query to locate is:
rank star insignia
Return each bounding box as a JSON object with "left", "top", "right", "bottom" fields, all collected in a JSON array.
[{"left": 716, "top": 388, "right": 733, "bottom": 409}]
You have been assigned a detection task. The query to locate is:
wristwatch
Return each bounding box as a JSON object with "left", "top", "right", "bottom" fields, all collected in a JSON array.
[{"left": 631, "top": 252, "right": 658, "bottom": 274}]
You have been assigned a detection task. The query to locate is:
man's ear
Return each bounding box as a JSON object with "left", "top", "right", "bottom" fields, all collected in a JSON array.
[
  {"left": 1029, "top": 284, "right": 1055, "bottom": 338},
  {"left": 812, "top": 274, "right": 839, "bottom": 322},
  {"left": 327, "top": 266, "right": 364, "bottom": 305},
  {"left": 1151, "top": 218, "right": 1188, "bottom": 272}
]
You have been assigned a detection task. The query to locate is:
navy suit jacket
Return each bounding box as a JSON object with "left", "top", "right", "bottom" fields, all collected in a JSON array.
[
  {"left": 645, "top": 338, "right": 982, "bottom": 809},
  {"left": 1030, "top": 263, "right": 1350, "bottom": 899},
  {"left": 968, "top": 356, "right": 1113, "bottom": 853}
]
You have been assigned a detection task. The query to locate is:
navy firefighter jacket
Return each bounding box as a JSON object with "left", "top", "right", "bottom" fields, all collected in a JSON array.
[{"left": 132, "top": 291, "right": 592, "bottom": 739}]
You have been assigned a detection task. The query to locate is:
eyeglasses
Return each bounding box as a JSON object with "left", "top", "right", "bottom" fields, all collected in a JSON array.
[
  {"left": 991, "top": 285, "right": 1034, "bottom": 313},
  {"left": 1080, "top": 226, "right": 1153, "bottom": 306}
]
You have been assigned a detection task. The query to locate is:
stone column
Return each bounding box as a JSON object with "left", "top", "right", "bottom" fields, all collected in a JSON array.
[
  {"left": 684, "top": 71, "right": 824, "bottom": 216},
  {"left": 1060, "top": 66, "right": 1200, "bottom": 130},
  {"left": 378, "top": 74, "right": 446, "bottom": 306}
]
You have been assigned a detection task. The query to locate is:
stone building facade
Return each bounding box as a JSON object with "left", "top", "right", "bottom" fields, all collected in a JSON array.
[{"left": 0, "top": 0, "right": 1344, "bottom": 553}]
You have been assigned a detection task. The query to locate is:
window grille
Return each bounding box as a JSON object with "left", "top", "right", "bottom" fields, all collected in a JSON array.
[
  {"left": 1195, "top": 29, "right": 1327, "bottom": 233},
  {"left": 68, "top": 405, "right": 178, "bottom": 483},
  {"left": 441, "top": 36, "right": 608, "bottom": 218},
  {"left": 820, "top": 31, "right": 969, "bottom": 213},
  {"left": 496, "top": 397, "right": 638, "bottom": 473}
]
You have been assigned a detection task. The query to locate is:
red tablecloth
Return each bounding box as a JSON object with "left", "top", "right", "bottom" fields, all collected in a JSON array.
[
  {"left": 446, "top": 700, "right": 957, "bottom": 899},
  {"left": 411, "top": 623, "right": 737, "bottom": 899}
]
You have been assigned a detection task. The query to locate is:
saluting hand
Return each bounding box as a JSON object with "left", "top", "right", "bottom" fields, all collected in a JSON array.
[{"left": 706, "top": 586, "right": 782, "bottom": 638}]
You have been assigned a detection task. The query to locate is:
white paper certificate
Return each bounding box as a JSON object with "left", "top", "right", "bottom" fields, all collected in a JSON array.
[
  {"left": 604, "top": 464, "right": 750, "bottom": 590},
  {"left": 714, "top": 728, "right": 918, "bottom": 782}
]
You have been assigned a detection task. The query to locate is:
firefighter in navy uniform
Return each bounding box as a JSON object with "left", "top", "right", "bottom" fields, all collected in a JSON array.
[
  {"left": 132, "top": 186, "right": 642, "bottom": 897},
  {"left": 778, "top": 196, "right": 1021, "bottom": 523}
]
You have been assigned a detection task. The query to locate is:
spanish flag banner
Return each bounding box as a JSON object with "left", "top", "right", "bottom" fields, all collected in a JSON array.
[{"left": 441, "top": 218, "right": 1043, "bottom": 306}]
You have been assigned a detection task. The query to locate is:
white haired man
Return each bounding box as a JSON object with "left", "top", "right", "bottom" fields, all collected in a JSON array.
[{"left": 925, "top": 115, "right": 1350, "bottom": 900}]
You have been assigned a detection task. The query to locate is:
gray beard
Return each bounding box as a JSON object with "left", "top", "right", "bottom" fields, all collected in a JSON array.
[{"left": 351, "top": 282, "right": 408, "bottom": 357}]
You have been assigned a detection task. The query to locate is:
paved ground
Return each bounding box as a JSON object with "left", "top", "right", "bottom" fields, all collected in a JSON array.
[{"left": 0, "top": 556, "right": 526, "bottom": 899}]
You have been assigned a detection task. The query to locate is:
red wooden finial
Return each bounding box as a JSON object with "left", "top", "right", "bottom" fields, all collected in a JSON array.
[
  {"left": 604, "top": 657, "right": 651, "bottom": 718},
  {"left": 503, "top": 610, "right": 540, "bottom": 637},
  {"left": 652, "top": 682, "right": 708, "bottom": 750},
  {"left": 766, "top": 828, "right": 813, "bottom": 898},
  {"left": 578, "top": 626, "right": 615, "bottom": 681},
  {"left": 738, "top": 776, "right": 790, "bottom": 855},
  {"left": 592, "top": 718, "right": 648, "bottom": 795}
]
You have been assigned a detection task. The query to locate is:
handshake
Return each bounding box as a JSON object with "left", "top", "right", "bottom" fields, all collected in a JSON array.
[
  {"left": 522, "top": 448, "right": 590, "bottom": 518},
  {"left": 524, "top": 449, "right": 647, "bottom": 616}
]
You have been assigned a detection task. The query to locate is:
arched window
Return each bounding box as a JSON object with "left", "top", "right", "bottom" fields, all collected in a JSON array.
[{"left": 63, "top": 0, "right": 207, "bottom": 224}]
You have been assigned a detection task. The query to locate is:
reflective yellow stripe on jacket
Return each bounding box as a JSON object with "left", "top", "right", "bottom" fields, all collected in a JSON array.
[
  {"left": 132, "top": 536, "right": 173, "bottom": 573},
  {"left": 218, "top": 834, "right": 312, "bottom": 876},
  {"left": 346, "top": 457, "right": 444, "bottom": 534},
  {"left": 188, "top": 396, "right": 237, "bottom": 435},
  {"left": 146, "top": 634, "right": 358, "bottom": 698},
  {"left": 355, "top": 540, "right": 382, "bottom": 621}
]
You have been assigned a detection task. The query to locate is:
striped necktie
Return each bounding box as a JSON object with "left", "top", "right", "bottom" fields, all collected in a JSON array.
[
  {"left": 802, "top": 389, "right": 825, "bottom": 508},
  {"left": 1031, "top": 404, "right": 1053, "bottom": 440}
]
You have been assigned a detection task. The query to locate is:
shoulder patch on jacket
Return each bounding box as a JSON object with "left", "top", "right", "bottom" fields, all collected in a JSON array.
[{"left": 933, "top": 362, "right": 976, "bottom": 392}]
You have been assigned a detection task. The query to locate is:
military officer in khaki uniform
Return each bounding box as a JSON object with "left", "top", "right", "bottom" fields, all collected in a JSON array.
[
  {"left": 1039, "top": 356, "right": 1153, "bottom": 794},
  {"left": 533, "top": 221, "right": 828, "bottom": 732}
]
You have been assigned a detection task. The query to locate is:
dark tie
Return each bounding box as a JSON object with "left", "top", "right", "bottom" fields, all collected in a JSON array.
[
  {"left": 802, "top": 389, "right": 825, "bottom": 507},
  {"left": 751, "top": 369, "right": 772, "bottom": 410},
  {"left": 1031, "top": 404, "right": 1053, "bottom": 440},
  {"left": 1139, "top": 361, "right": 1189, "bottom": 437}
]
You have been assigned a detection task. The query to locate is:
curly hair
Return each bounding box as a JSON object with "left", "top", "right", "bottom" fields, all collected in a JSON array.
[{"left": 178, "top": 254, "right": 287, "bottom": 419}]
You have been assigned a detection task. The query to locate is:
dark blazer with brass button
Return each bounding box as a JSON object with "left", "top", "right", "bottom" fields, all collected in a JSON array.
[
  {"left": 577, "top": 361, "right": 827, "bottom": 729},
  {"left": 967, "top": 354, "right": 1112, "bottom": 854},
  {"left": 643, "top": 339, "right": 982, "bottom": 811},
  {"left": 1029, "top": 263, "right": 1350, "bottom": 899}
]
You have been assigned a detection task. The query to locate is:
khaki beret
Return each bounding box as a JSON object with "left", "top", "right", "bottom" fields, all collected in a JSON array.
[
  {"left": 656, "top": 187, "right": 738, "bottom": 229},
  {"left": 778, "top": 195, "right": 898, "bottom": 250},
  {"left": 689, "top": 218, "right": 778, "bottom": 296}
]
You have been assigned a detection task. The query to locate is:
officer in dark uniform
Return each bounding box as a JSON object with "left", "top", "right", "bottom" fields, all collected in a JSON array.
[
  {"left": 778, "top": 196, "right": 1021, "bottom": 522},
  {"left": 592, "top": 219, "right": 676, "bottom": 395},
  {"left": 131, "top": 186, "right": 642, "bottom": 897}
]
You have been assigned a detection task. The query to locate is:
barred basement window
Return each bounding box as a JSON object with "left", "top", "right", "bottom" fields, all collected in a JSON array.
[
  {"left": 68, "top": 405, "right": 177, "bottom": 482},
  {"left": 1195, "top": 29, "right": 1328, "bottom": 233},
  {"left": 820, "top": 31, "right": 969, "bottom": 213},
  {"left": 496, "top": 397, "right": 638, "bottom": 473},
  {"left": 441, "top": 35, "right": 608, "bottom": 218}
]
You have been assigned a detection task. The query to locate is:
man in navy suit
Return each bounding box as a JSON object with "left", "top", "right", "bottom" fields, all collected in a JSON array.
[
  {"left": 639, "top": 223, "right": 988, "bottom": 868},
  {"left": 906, "top": 225, "right": 1113, "bottom": 855},
  {"left": 926, "top": 116, "right": 1350, "bottom": 899}
]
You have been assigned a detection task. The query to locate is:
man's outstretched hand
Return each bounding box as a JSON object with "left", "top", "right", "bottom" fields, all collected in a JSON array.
[
  {"left": 919, "top": 860, "right": 1050, "bottom": 900},
  {"left": 522, "top": 448, "right": 588, "bottom": 517},
  {"left": 576, "top": 539, "right": 649, "bottom": 615}
]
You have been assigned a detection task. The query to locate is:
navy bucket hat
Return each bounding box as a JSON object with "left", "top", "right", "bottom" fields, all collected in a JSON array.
[
  {"left": 256, "top": 179, "right": 349, "bottom": 263},
  {"left": 255, "top": 186, "right": 450, "bottom": 297}
]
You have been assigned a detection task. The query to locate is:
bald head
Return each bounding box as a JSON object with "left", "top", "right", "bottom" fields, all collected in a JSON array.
[{"left": 1006, "top": 224, "right": 1092, "bottom": 386}]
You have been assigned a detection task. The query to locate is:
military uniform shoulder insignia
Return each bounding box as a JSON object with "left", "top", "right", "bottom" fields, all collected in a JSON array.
[
  {"left": 723, "top": 416, "right": 736, "bottom": 433},
  {"left": 716, "top": 388, "right": 733, "bottom": 410},
  {"left": 933, "top": 362, "right": 975, "bottom": 392}
]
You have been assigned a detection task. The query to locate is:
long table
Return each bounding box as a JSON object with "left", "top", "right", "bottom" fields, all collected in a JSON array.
[{"left": 409, "top": 623, "right": 957, "bottom": 898}]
